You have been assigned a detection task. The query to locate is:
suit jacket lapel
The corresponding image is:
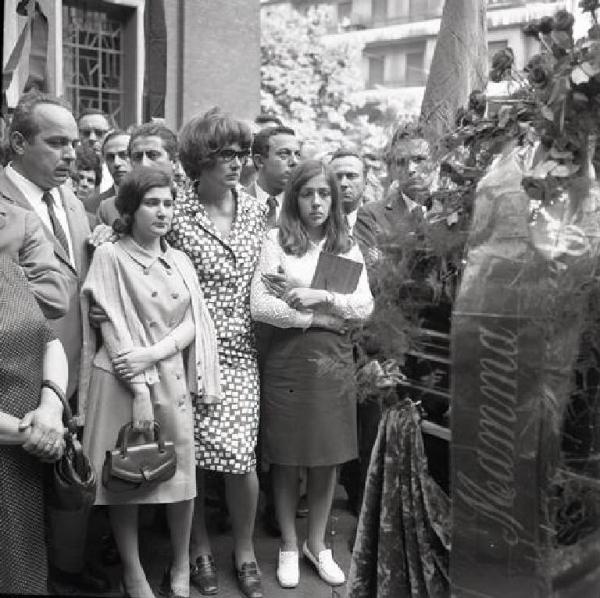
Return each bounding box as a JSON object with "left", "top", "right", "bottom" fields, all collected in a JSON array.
[{"left": 0, "top": 172, "right": 77, "bottom": 274}]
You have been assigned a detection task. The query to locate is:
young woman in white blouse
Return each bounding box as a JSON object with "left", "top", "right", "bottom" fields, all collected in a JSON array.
[{"left": 251, "top": 160, "right": 373, "bottom": 589}]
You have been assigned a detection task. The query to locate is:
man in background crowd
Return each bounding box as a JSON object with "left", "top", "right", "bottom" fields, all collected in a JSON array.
[
  {"left": 354, "top": 125, "right": 434, "bottom": 272},
  {"left": 329, "top": 148, "right": 366, "bottom": 234},
  {"left": 247, "top": 125, "right": 300, "bottom": 228},
  {"left": 96, "top": 122, "right": 178, "bottom": 228},
  {"left": 94, "top": 129, "right": 131, "bottom": 226},
  {"left": 72, "top": 145, "right": 102, "bottom": 226},
  {"left": 240, "top": 113, "right": 285, "bottom": 188},
  {"left": 77, "top": 108, "right": 114, "bottom": 194}
]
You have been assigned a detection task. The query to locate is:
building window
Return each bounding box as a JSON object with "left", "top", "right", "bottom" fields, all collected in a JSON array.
[
  {"left": 368, "top": 55, "right": 385, "bottom": 87},
  {"left": 62, "top": 4, "right": 125, "bottom": 124},
  {"left": 371, "top": 0, "right": 387, "bottom": 23},
  {"left": 337, "top": 0, "right": 352, "bottom": 22},
  {"left": 406, "top": 49, "right": 426, "bottom": 86}
]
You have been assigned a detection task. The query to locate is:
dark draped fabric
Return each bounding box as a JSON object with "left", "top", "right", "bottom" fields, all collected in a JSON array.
[{"left": 347, "top": 399, "right": 451, "bottom": 598}]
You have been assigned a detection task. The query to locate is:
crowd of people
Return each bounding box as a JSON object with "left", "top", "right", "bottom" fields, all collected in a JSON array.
[{"left": 0, "top": 90, "right": 437, "bottom": 598}]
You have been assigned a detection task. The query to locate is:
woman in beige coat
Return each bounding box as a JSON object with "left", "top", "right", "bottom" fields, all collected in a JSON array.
[{"left": 80, "top": 167, "right": 220, "bottom": 598}]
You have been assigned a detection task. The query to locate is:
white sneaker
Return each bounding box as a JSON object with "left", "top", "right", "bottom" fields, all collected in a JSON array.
[
  {"left": 277, "top": 549, "right": 299, "bottom": 588},
  {"left": 302, "top": 541, "right": 345, "bottom": 586}
]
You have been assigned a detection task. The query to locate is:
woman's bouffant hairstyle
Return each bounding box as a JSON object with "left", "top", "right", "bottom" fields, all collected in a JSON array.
[
  {"left": 113, "top": 166, "right": 174, "bottom": 236},
  {"left": 178, "top": 106, "right": 252, "bottom": 181},
  {"left": 278, "top": 160, "right": 352, "bottom": 257}
]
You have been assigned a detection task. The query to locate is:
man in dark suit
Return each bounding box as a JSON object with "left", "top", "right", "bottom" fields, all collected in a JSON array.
[
  {"left": 354, "top": 131, "right": 433, "bottom": 276},
  {"left": 0, "top": 90, "right": 106, "bottom": 595},
  {"left": 346, "top": 128, "right": 435, "bottom": 518},
  {"left": 0, "top": 195, "right": 69, "bottom": 319}
]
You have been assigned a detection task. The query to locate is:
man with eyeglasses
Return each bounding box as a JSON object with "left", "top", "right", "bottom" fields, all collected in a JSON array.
[
  {"left": 77, "top": 108, "right": 114, "bottom": 195},
  {"left": 247, "top": 126, "right": 300, "bottom": 228}
]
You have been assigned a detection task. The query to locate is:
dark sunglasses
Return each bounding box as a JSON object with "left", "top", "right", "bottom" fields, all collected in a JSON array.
[{"left": 216, "top": 149, "right": 251, "bottom": 165}]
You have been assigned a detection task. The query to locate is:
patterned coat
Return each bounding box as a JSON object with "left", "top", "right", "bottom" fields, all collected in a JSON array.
[{"left": 166, "top": 188, "right": 268, "bottom": 473}]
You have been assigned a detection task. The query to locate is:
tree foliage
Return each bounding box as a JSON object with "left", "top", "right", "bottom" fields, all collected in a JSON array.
[{"left": 260, "top": 4, "right": 391, "bottom": 154}]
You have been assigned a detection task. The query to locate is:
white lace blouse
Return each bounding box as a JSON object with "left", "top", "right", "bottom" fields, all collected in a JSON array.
[{"left": 250, "top": 229, "right": 374, "bottom": 328}]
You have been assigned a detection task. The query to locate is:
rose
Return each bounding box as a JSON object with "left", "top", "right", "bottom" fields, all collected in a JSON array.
[
  {"left": 522, "top": 176, "right": 550, "bottom": 202},
  {"left": 525, "top": 54, "right": 553, "bottom": 88},
  {"left": 553, "top": 10, "right": 575, "bottom": 33},
  {"left": 491, "top": 48, "right": 514, "bottom": 73},
  {"left": 523, "top": 20, "right": 541, "bottom": 38},
  {"left": 539, "top": 16, "right": 554, "bottom": 35},
  {"left": 489, "top": 48, "right": 514, "bottom": 82},
  {"left": 468, "top": 90, "right": 487, "bottom": 117},
  {"left": 579, "top": 0, "right": 600, "bottom": 13}
]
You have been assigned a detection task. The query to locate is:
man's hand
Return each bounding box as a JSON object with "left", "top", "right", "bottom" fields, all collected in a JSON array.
[
  {"left": 88, "top": 302, "right": 109, "bottom": 328},
  {"left": 113, "top": 347, "right": 157, "bottom": 380},
  {"left": 19, "top": 405, "right": 65, "bottom": 462},
  {"left": 88, "top": 224, "right": 117, "bottom": 248},
  {"left": 131, "top": 385, "right": 154, "bottom": 432},
  {"left": 283, "top": 287, "right": 329, "bottom": 311}
]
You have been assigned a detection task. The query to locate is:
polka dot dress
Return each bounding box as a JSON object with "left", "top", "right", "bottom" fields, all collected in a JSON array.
[{"left": 167, "top": 188, "right": 267, "bottom": 473}]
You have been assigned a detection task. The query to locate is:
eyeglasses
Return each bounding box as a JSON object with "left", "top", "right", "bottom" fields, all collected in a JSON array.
[
  {"left": 80, "top": 128, "right": 109, "bottom": 139},
  {"left": 215, "top": 149, "right": 251, "bottom": 165}
]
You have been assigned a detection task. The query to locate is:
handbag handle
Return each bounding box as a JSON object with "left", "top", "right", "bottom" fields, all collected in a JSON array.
[
  {"left": 42, "top": 379, "right": 77, "bottom": 436},
  {"left": 117, "top": 422, "right": 167, "bottom": 457}
]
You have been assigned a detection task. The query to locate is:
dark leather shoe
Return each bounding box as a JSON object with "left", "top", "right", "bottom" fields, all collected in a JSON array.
[
  {"left": 190, "top": 555, "right": 218, "bottom": 596},
  {"left": 49, "top": 564, "right": 110, "bottom": 595},
  {"left": 233, "top": 556, "right": 263, "bottom": 598}
]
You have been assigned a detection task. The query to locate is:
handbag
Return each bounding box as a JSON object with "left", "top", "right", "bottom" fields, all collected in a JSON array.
[
  {"left": 102, "top": 422, "right": 177, "bottom": 493},
  {"left": 43, "top": 380, "right": 97, "bottom": 511}
]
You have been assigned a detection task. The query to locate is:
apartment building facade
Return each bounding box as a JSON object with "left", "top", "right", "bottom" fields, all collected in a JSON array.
[{"left": 262, "top": 0, "right": 583, "bottom": 113}]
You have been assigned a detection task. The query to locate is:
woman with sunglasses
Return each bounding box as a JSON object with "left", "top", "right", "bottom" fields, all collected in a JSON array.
[
  {"left": 166, "top": 108, "right": 265, "bottom": 598},
  {"left": 250, "top": 160, "right": 373, "bottom": 589}
]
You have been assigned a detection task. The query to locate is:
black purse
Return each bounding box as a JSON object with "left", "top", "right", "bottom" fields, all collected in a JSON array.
[
  {"left": 102, "top": 422, "right": 177, "bottom": 493},
  {"left": 43, "top": 381, "right": 97, "bottom": 511}
]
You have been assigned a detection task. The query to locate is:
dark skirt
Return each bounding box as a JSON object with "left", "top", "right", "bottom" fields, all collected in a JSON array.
[{"left": 261, "top": 326, "right": 358, "bottom": 467}]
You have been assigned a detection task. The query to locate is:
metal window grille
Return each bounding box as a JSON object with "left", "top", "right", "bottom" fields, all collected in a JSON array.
[{"left": 62, "top": 5, "right": 124, "bottom": 124}]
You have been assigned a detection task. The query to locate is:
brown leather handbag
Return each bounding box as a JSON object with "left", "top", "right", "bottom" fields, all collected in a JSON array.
[{"left": 102, "top": 422, "right": 177, "bottom": 492}]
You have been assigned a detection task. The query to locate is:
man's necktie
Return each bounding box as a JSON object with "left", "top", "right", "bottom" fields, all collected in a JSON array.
[
  {"left": 266, "top": 196, "right": 278, "bottom": 228},
  {"left": 41, "top": 191, "right": 71, "bottom": 258}
]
